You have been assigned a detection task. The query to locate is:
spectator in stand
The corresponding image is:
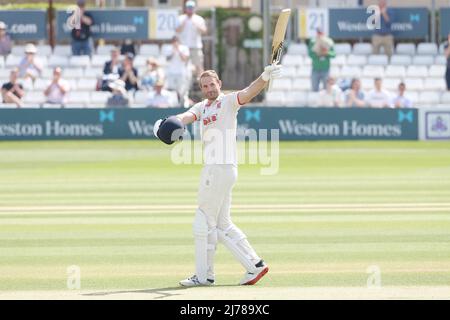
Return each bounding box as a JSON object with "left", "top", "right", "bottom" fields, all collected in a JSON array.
[
  {"left": 308, "top": 27, "right": 336, "bottom": 92},
  {"left": 70, "top": 0, "right": 94, "bottom": 56},
  {"left": 106, "top": 79, "right": 129, "bottom": 108},
  {"left": 120, "top": 39, "right": 136, "bottom": 56},
  {"left": 1, "top": 68, "right": 24, "bottom": 107},
  {"left": 165, "top": 36, "right": 191, "bottom": 107},
  {"left": 140, "top": 57, "right": 165, "bottom": 91},
  {"left": 366, "top": 78, "right": 392, "bottom": 108},
  {"left": 101, "top": 47, "right": 121, "bottom": 91},
  {"left": 444, "top": 33, "right": 450, "bottom": 91},
  {"left": 315, "top": 76, "right": 342, "bottom": 107},
  {"left": 44, "top": 67, "right": 71, "bottom": 107},
  {"left": 175, "top": 0, "right": 207, "bottom": 79},
  {"left": 0, "top": 21, "right": 12, "bottom": 56},
  {"left": 146, "top": 79, "right": 178, "bottom": 108},
  {"left": 344, "top": 78, "right": 366, "bottom": 107},
  {"left": 371, "top": 0, "right": 394, "bottom": 57},
  {"left": 392, "top": 82, "right": 412, "bottom": 108},
  {"left": 119, "top": 52, "right": 138, "bottom": 92},
  {"left": 18, "top": 43, "right": 43, "bottom": 81}
]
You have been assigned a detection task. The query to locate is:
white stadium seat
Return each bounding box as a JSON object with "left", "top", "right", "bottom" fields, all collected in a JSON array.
[
  {"left": 37, "top": 45, "right": 53, "bottom": 56},
  {"left": 368, "top": 55, "right": 388, "bottom": 65},
  {"left": 332, "top": 55, "right": 346, "bottom": 66},
  {"left": 419, "top": 91, "right": 441, "bottom": 105},
  {"left": 406, "top": 91, "right": 419, "bottom": 105},
  {"left": 11, "top": 45, "right": 26, "bottom": 56},
  {"left": 429, "top": 65, "right": 446, "bottom": 77},
  {"left": 396, "top": 43, "right": 416, "bottom": 55},
  {"left": 404, "top": 78, "right": 424, "bottom": 91},
  {"left": 41, "top": 68, "right": 54, "bottom": 79},
  {"left": 441, "top": 92, "right": 450, "bottom": 104},
  {"left": 291, "top": 78, "right": 311, "bottom": 91},
  {"left": 406, "top": 66, "right": 428, "bottom": 77},
  {"left": 90, "top": 91, "right": 110, "bottom": 105},
  {"left": 383, "top": 78, "right": 401, "bottom": 90},
  {"left": 412, "top": 55, "right": 434, "bottom": 66},
  {"left": 285, "top": 92, "right": 307, "bottom": 106},
  {"left": 303, "top": 57, "right": 312, "bottom": 66},
  {"left": 63, "top": 68, "right": 84, "bottom": 79},
  {"left": 271, "top": 78, "right": 292, "bottom": 91},
  {"left": 91, "top": 55, "right": 110, "bottom": 67},
  {"left": 84, "top": 67, "right": 103, "bottom": 79},
  {"left": 5, "top": 54, "right": 22, "bottom": 67},
  {"left": 161, "top": 43, "right": 173, "bottom": 56},
  {"left": 53, "top": 45, "right": 72, "bottom": 56},
  {"left": 390, "top": 55, "right": 412, "bottom": 66},
  {"left": 353, "top": 43, "right": 372, "bottom": 55},
  {"left": 0, "top": 56, "right": 4, "bottom": 68},
  {"left": 385, "top": 65, "right": 406, "bottom": 78},
  {"left": 139, "top": 44, "right": 160, "bottom": 56},
  {"left": 96, "top": 45, "right": 116, "bottom": 55},
  {"left": 23, "top": 92, "right": 45, "bottom": 104},
  {"left": 69, "top": 55, "right": 90, "bottom": 68},
  {"left": 33, "top": 79, "right": 50, "bottom": 91},
  {"left": 282, "top": 54, "right": 302, "bottom": 67},
  {"left": 334, "top": 43, "right": 352, "bottom": 55},
  {"left": 133, "top": 55, "right": 147, "bottom": 68},
  {"left": 361, "top": 78, "right": 374, "bottom": 90},
  {"left": 296, "top": 67, "right": 310, "bottom": 77},
  {"left": 281, "top": 66, "right": 296, "bottom": 78},
  {"left": 417, "top": 43, "right": 438, "bottom": 55},
  {"left": 48, "top": 55, "right": 69, "bottom": 68},
  {"left": 67, "top": 91, "right": 90, "bottom": 105},
  {"left": 362, "top": 65, "right": 384, "bottom": 78},
  {"left": 77, "top": 79, "right": 98, "bottom": 90},
  {"left": 346, "top": 54, "right": 367, "bottom": 66},
  {"left": 329, "top": 66, "right": 341, "bottom": 78},
  {"left": 424, "top": 78, "right": 446, "bottom": 90},
  {"left": 265, "top": 91, "right": 285, "bottom": 106},
  {"left": 306, "top": 92, "right": 320, "bottom": 107},
  {"left": 133, "top": 90, "right": 149, "bottom": 104},
  {"left": 288, "top": 43, "right": 308, "bottom": 55},
  {"left": 340, "top": 66, "right": 362, "bottom": 78}
]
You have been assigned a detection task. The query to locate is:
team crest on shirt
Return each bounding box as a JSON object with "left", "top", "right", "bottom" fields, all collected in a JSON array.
[{"left": 203, "top": 114, "right": 218, "bottom": 126}]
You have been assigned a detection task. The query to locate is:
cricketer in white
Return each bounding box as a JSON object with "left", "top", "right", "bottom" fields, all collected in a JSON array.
[{"left": 174, "top": 65, "right": 282, "bottom": 286}]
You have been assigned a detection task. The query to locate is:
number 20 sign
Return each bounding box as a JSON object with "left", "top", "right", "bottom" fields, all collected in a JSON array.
[
  {"left": 149, "top": 9, "right": 179, "bottom": 40},
  {"left": 298, "top": 8, "right": 329, "bottom": 39}
]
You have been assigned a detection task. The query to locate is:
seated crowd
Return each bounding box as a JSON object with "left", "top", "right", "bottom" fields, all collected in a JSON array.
[
  {"left": 1, "top": 37, "right": 192, "bottom": 109},
  {"left": 315, "top": 76, "right": 412, "bottom": 108}
]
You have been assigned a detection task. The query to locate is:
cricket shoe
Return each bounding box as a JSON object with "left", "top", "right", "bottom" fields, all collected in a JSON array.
[
  {"left": 239, "top": 260, "right": 269, "bottom": 285},
  {"left": 179, "top": 275, "right": 215, "bottom": 287}
]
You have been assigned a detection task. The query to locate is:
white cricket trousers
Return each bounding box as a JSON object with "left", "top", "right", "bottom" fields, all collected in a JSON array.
[
  {"left": 198, "top": 164, "right": 237, "bottom": 232},
  {"left": 196, "top": 164, "right": 260, "bottom": 279}
]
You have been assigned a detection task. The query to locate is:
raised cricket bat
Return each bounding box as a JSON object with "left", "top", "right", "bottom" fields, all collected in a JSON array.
[{"left": 268, "top": 8, "right": 291, "bottom": 91}]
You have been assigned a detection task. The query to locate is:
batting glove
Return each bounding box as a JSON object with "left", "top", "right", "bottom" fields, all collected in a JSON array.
[{"left": 261, "top": 64, "right": 283, "bottom": 82}]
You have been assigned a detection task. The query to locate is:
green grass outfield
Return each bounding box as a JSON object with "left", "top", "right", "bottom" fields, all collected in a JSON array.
[{"left": 0, "top": 140, "right": 450, "bottom": 299}]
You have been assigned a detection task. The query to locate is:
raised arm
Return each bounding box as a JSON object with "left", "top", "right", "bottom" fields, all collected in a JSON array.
[
  {"left": 176, "top": 111, "right": 196, "bottom": 125},
  {"left": 237, "top": 64, "right": 282, "bottom": 105}
]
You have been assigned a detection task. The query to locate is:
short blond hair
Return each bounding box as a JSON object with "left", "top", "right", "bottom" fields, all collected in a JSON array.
[{"left": 199, "top": 70, "right": 220, "bottom": 88}]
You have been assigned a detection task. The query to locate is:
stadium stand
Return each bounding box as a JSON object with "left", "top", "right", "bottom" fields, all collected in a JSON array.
[
  {"left": 0, "top": 39, "right": 448, "bottom": 109},
  {"left": 271, "top": 41, "right": 450, "bottom": 108}
]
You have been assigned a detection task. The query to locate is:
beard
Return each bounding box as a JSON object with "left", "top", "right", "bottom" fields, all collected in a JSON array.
[{"left": 206, "top": 91, "right": 219, "bottom": 100}]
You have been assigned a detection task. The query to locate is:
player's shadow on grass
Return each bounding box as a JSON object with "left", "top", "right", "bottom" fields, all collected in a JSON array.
[{"left": 83, "top": 285, "right": 237, "bottom": 300}]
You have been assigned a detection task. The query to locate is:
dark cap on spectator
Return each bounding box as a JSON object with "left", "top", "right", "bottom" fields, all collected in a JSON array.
[
  {"left": 77, "top": 0, "right": 86, "bottom": 6},
  {"left": 316, "top": 26, "right": 324, "bottom": 34}
]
